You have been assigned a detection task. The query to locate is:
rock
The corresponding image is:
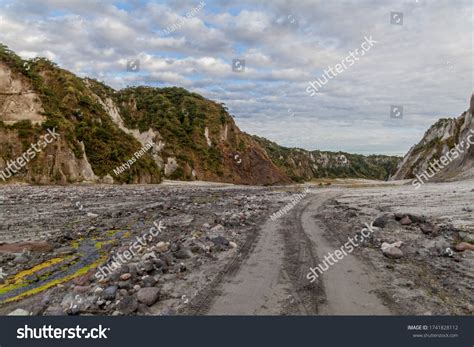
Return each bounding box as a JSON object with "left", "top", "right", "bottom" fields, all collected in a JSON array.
[
  {"left": 54, "top": 246, "right": 76, "bottom": 256},
  {"left": 8, "top": 308, "right": 30, "bottom": 316},
  {"left": 13, "top": 254, "right": 29, "bottom": 264},
  {"left": 174, "top": 248, "right": 192, "bottom": 259},
  {"left": 381, "top": 241, "right": 403, "bottom": 250},
  {"left": 229, "top": 241, "right": 238, "bottom": 248},
  {"left": 137, "top": 287, "right": 160, "bottom": 306},
  {"left": 118, "top": 280, "right": 132, "bottom": 289},
  {"left": 408, "top": 214, "right": 427, "bottom": 223},
  {"left": 117, "top": 295, "right": 138, "bottom": 314},
  {"left": 420, "top": 223, "right": 439, "bottom": 235},
  {"left": 454, "top": 242, "right": 474, "bottom": 251},
  {"left": 155, "top": 241, "right": 169, "bottom": 253},
  {"left": 141, "top": 276, "right": 157, "bottom": 288},
  {"left": 210, "top": 224, "right": 225, "bottom": 234},
  {"left": 373, "top": 214, "right": 391, "bottom": 228},
  {"left": 73, "top": 285, "right": 90, "bottom": 293},
  {"left": 211, "top": 236, "right": 229, "bottom": 247},
  {"left": 400, "top": 216, "right": 412, "bottom": 225},
  {"left": 467, "top": 304, "right": 474, "bottom": 313},
  {"left": 382, "top": 247, "right": 404, "bottom": 259},
  {"left": 102, "top": 286, "right": 118, "bottom": 300},
  {"left": 87, "top": 212, "right": 99, "bottom": 218},
  {"left": 120, "top": 273, "right": 132, "bottom": 281}
]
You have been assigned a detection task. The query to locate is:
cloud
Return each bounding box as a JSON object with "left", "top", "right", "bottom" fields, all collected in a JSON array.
[{"left": 0, "top": 0, "right": 471, "bottom": 154}]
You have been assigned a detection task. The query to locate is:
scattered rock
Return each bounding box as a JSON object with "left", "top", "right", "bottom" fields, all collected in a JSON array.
[
  {"left": 210, "top": 224, "right": 225, "bottom": 234},
  {"left": 373, "top": 214, "right": 391, "bottom": 228},
  {"left": 120, "top": 273, "right": 132, "bottom": 281},
  {"left": 382, "top": 247, "right": 404, "bottom": 259},
  {"left": 174, "top": 248, "right": 193, "bottom": 259},
  {"left": 211, "top": 235, "right": 229, "bottom": 247},
  {"left": 137, "top": 287, "right": 160, "bottom": 306},
  {"left": 400, "top": 216, "right": 412, "bottom": 225},
  {"left": 102, "top": 286, "right": 118, "bottom": 300},
  {"left": 420, "top": 223, "right": 439, "bottom": 235},
  {"left": 117, "top": 295, "right": 138, "bottom": 314},
  {"left": 155, "top": 241, "right": 169, "bottom": 253}
]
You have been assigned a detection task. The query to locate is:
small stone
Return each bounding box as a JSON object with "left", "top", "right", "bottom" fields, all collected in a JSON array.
[
  {"left": 400, "top": 216, "right": 412, "bottom": 225},
  {"left": 14, "top": 254, "right": 29, "bottom": 264},
  {"left": 373, "top": 214, "right": 390, "bottom": 228},
  {"left": 382, "top": 247, "right": 404, "bottom": 259},
  {"left": 155, "top": 241, "right": 169, "bottom": 253},
  {"left": 229, "top": 241, "right": 238, "bottom": 248},
  {"left": 142, "top": 276, "right": 157, "bottom": 288},
  {"left": 8, "top": 308, "right": 30, "bottom": 316},
  {"left": 87, "top": 212, "right": 99, "bottom": 218},
  {"left": 73, "top": 285, "right": 89, "bottom": 293},
  {"left": 211, "top": 236, "right": 229, "bottom": 247},
  {"left": 120, "top": 273, "right": 132, "bottom": 281},
  {"left": 137, "top": 287, "right": 160, "bottom": 306},
  {"left": 117, "top": 295, "right": 138, "bottom": 314},
  {"left": 210, "top": 224, "right": 225, "bottom": 234},
  {"left": 174, "top": 248, "right": 192, "bottom": 259},
  {"left": 118, "top": 280, "right": 132, "bottom": 289},
  {"left": 102, "top": 286, "right": 118, "bottom": 300}
]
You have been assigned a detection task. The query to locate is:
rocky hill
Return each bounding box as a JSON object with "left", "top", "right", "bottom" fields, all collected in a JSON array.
[
  {"left": 390, "top": 95, "right": 474, "bottom": 182},
  {"left": 254, "top": 136, "right": 400, "bottom": 182},
  {"left": 0, "top": 44, "right": 289, "bottom": 185},
  {"left": 0, "top": 44, "right": 399, "bottom": 185}
]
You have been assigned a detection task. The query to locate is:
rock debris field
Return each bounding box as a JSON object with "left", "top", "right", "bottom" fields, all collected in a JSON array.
[{"left": 0, "top": 180, "right": 472, "bottom": 316}]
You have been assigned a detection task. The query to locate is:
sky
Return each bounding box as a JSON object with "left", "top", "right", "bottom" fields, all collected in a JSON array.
[{"left": 0, "top": 0, "right": 472, "bottom": 155}]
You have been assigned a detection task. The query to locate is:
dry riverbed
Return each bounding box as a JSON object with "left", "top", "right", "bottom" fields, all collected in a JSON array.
[{"left": 0, "top": 180, "right": 472, "bottom": 316}]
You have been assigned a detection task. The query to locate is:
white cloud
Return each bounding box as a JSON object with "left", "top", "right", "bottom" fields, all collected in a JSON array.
[{"left": 0, "top": 0, "right": 471, "bottom": 154}]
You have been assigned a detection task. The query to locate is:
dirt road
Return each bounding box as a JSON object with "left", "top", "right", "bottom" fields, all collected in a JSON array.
[{"left": 204, "top": 191, "right": 392, "bottom": 315}]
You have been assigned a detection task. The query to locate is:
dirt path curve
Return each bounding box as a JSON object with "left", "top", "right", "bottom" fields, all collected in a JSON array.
[
  {"left": 204, "top": 190, "right": 391, "bottom": 315},
  {"left": 206, "top": 191, "right": 326, "bottom": 315},
  {"left": 300, "top": 192, "right": 391, "bottom": 315}
]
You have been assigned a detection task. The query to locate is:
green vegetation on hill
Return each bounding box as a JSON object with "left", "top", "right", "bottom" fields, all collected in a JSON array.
[
  {"left": 254, "top": 136, "right": 400, "bottom": 181},
  {"left": 0, "top": 44, "right": 161, "bottom": 183}
]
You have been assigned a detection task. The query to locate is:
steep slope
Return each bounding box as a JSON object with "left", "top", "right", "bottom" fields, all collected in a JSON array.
[
  {"left": 390, "top": 94, "right": 474, "bottom": 181},
  {"left": 0, "top": 44, "right": 288, "bottom": 185},
  {"left": 254, "top": 136, "right": 400, "bottom": 182}
]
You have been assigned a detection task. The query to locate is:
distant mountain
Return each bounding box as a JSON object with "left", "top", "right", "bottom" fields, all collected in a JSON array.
[
  {"left": 254, "top": 136, "right": 400, "bottom": 182},
  {"left": 391, "top": 94, "right": 474, "bottom": 182},
  {"left": 0, "top": 44, "right": 399, "bottom": 185}
]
